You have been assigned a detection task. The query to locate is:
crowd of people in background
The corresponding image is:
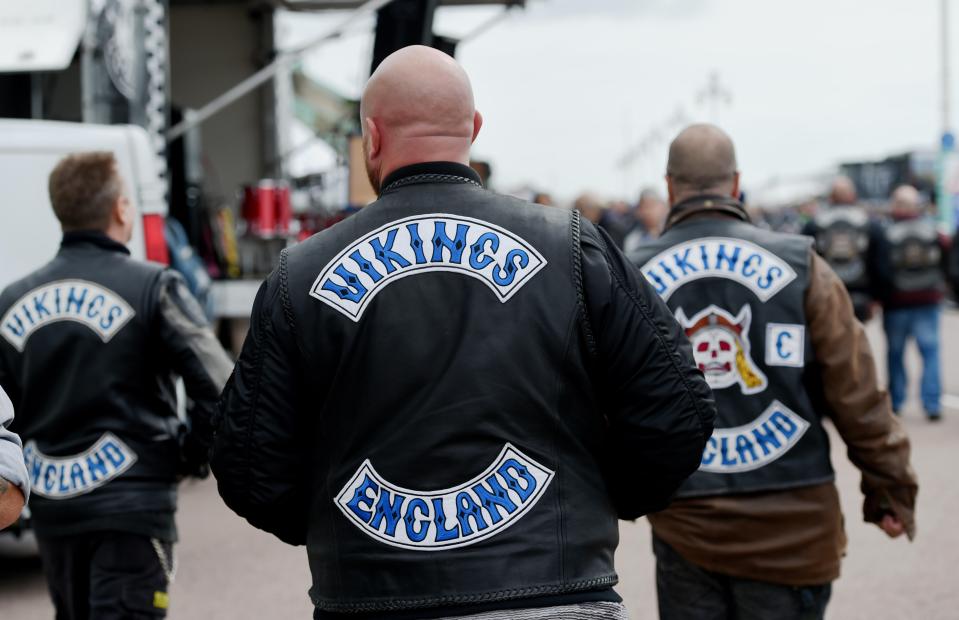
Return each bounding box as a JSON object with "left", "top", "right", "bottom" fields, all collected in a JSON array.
[{"left": 537, "top": 172, "right": 955, "bottom": 424}]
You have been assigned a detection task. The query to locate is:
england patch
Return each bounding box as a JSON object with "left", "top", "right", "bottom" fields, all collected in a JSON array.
[
  {"left": 677, "top": 304, "right": 768, "bottom": 395},
  {"left": 310, "top": 214, "right": 547, "bottom": 321},
  {"left": 700, "top": 400, "right": 810, "bottom": 473},
  {"left": 23, "top": 433, "right": 138, "bottom": 499},
  {"left": 640, "top": 237, "right": 797, "bottom": 302},
  {"left": 335, "top": 444, "right": 554, "bottom": 551},
  {"left": 1, "top": 280, "right": 135, "bottom": 352}
]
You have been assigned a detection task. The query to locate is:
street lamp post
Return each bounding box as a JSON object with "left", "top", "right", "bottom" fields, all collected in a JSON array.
[
  {"left": 938, "top": 0, "right": 955, "bottom": 234},
  {"left": 943, "top": 0, "right": 951, "bottom": 135}
]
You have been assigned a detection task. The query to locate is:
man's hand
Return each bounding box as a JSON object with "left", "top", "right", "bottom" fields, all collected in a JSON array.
[
  {"left": 879, "top": 513, "right": 906, "bottom": 538},
  {"left": 177, "top": 432, "right": 212, "bottom": 481},
  {"left": 0, "top": 477, "right": 25, "bottom": 529}
]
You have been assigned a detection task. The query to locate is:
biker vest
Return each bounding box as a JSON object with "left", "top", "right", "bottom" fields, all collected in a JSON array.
[
  {"left": 811, "top": 206, "right": 870, "bottom": 290},
  {"left": 0, "top": 235, "right": 181, "bottom": 526},
  {"left": 632, "top": 215, "right": 834, "bottom": 497},
  {"left": 885, "top": 217, "right": 943, "bottom": 294}
]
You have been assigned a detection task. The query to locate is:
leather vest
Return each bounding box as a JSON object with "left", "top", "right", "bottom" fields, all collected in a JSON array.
[
  {"left": 811, "top": 206, "right": 870, "bottom": 290},
  {"left": 631, "top": 215, "right": 834, "bottom": 497},
  {"left": 0, "top": 236, "right": 181, "bottom": 525},
  {"left": 885, "top": 217, "right": 943, "bottom": 294},
  {"left": 281, "top": 174, "right": 617, "bottom": 612}
]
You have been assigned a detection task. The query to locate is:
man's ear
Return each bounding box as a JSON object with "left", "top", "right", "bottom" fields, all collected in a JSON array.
[
  {"left": 471, "top": 110, "right": 483, "bottom": 143},
  {"left": 666, "top": 175, "right": 677, "bottom": 206},
  {"left": 114, "top": 195, "right": 129, "bottom": 227},
  {"left": 364, "top": 117, "right": 381, "bottom": 158},
  {"left": 731, "top": 172, "right": 741, "bottom": 199}
]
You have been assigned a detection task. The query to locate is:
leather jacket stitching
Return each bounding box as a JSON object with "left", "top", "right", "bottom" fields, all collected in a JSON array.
[
  {"left": 381, "top": 173, "right": 482, "bottom": 194},
  {"left": 279, "top": 251, "right": 297, "bottom": 334},
  {"left": 596, "top": 233, "right": 712, "bottom": 440},
  {"left": 312, "top": 575, "right": 618, "bottom": 612},
  {"left": 240, "top": 293, "right": 271, "bottom": 500},
  {"left": 571, "top": 211, "right": 597, "bottom": 357}
]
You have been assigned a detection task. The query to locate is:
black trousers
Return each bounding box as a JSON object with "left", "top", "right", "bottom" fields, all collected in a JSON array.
[
  {"left": 37, "top": 532, "right": 173, "bottom": 620},
  {"left": 653, "top": 535, "right": 831, "bottom": 620}
]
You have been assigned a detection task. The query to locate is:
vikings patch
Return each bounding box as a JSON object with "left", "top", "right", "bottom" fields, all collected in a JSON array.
[
  {"left": 311, "top": 214, "right": 547, "bottom": 321},
  {"left": 640, "top": 237, "right": 797, "bottom": 302},
  {"left": 23, "top": 433, "right": 138, "bottom": 499},
  {"left": 1, "top": 280, "right": 135, "bottom": 352},
  {"left": 335, "top": 444, "right": 554, "bottom": 551},
  {"left": 700, "top": 400, "right": 810, "bottom": 473},
  {"left": 677, "top": 304, "right": 767, "bottom": 395}
]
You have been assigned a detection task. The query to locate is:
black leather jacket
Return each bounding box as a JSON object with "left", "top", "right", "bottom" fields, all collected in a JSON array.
[
  {"left": 0, "top": 231, "right": 232, "bottom": 540},
  {"left": 212, "top": 162, "right": 714, "bottom": 617}
]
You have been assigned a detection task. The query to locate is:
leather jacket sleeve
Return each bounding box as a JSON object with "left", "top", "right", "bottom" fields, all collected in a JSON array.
[
  {"left": 580, "top": 222, "right": 716, "bottom": 519},
  {"left": 211, "top": 260, "right": 310, "bottom": 546},
  {"left": 805, "top": 252, "right": 918, "bottom": 538},
  {"left": 153, "top": 270, "right": 234, "bottom": 474}
]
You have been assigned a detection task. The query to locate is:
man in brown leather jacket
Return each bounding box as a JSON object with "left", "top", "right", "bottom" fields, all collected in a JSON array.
[{"left": 629, "top": 124, "right": 917, "bottom": 620}]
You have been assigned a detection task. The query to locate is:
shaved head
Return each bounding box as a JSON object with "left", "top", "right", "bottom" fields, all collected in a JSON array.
[
  {"left": 666, "top": 124, "right": 739, "bottom": 204},
  {"left": 829, "top": 176, "right": 858, "bottom": 205},
  {"left": 890, "top": 184, "right": 921, "bottom": 215},
  {"left": 360, "top": 45, "right": 482, "bottom": 193}
]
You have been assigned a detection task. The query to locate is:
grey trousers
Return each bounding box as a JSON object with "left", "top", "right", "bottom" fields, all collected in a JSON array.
[{"left": 436, "top": 602, "right": 629, "bottom": 620}]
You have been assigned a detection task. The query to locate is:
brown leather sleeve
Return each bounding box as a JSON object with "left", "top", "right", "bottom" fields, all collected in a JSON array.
[{"left": 805, "top": 251, "right": 918, "bottom": 539}]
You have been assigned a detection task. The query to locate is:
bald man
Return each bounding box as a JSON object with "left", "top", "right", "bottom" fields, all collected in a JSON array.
[
  {"left": 629, "top": 124, "right": 917, "bottom": 620},
  {"left": 873, "top": 185, "right": 948, "bottom": 420},
  {"left": 212, "top": 46, "right": 714, "bottom": 619},
  {"left": 803, "top": 176, "right": 879, "bottom": 321}
]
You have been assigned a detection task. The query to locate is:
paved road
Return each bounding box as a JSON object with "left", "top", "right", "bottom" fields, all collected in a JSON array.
[{"left": 2, "top": 314, "right": 957, "bottom": 619}]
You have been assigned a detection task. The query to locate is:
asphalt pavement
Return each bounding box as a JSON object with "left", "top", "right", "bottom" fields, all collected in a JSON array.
[{"left": 2, "top": 313, "right": 957, "bottom": 619}]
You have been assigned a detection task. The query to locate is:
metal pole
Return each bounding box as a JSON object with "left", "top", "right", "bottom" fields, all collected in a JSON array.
[
  {"left": 943, "top": 0, "right": 951, "bottom": 134},
  {"left": 30, "top": 74, "right": 43, "bottom": 119},
  {"left": 459, "top": 5, "right": 516, "bottom": 45},
  {"left": 166, "top": 0, "right": 394, "bottom": 143},
  {"left": 938, "top": 0, "right": 956, "bottom": 234}
]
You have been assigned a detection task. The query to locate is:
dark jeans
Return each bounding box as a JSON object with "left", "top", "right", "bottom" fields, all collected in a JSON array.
[
  {"left": 37, "top": 531, "right": 173, "bottom": 620},
  {"left": 653, "top": 536, "right": 831, "bottom": 620}
]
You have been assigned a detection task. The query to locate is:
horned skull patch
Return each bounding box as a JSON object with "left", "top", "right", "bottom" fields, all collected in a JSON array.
[{"left": 676, "top": 304, "right": 768, "bottom": 395}]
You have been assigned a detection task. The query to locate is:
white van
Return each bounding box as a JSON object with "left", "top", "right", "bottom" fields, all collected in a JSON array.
[{"left": 0, "top": 120, "right": 169, "bottom": 289}]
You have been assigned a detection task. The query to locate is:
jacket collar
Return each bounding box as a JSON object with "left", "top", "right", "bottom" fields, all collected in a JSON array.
[
  {"left": 664, "top": 194, "right": 750, "bottom": 232},
  {"left": 60, "top": 230, "right": 131, "bottom": 255},
  {"left": 380, "top": 161, "right": 483, "bottom": 194}
]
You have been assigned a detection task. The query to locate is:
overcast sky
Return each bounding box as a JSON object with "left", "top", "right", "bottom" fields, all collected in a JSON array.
[{"left": 279, "top": 0, "right": 959, "bottom": 203}]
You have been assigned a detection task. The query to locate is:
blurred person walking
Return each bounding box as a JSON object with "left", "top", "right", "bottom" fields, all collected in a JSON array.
[
  {"left": 212, "top": 46, "right": 715, "bottom": 620},
  {"left": 622, "top": 188, "right": 669, "bottom": 254},
  {"left": 873, "top": 185, "right": 949, "bottom": 420},
  {"left": 0, "top": 385, "right": 28, "bottom": 529},
  {"left": 0, "top": 153, "right": 232, "bottom": 619},
  {"left": 572, "top": 192, "right": 631, "bottom": 247},
  {"left": 803, "top": 176, "right": 879, "bottom": 321},
  {"left": 573, "top": 192, "right": 605, "bottom": 225},
  {"left": 630, "top": 124, "right": 917, "bottom": 620}
]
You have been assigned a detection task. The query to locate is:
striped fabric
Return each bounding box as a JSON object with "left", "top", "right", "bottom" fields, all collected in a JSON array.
[{"left": 433, "top": 602, "right": 629, "bottom": 620}]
